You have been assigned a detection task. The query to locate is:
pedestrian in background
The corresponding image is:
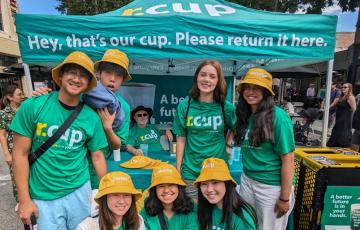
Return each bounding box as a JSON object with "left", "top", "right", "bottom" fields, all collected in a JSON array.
[
  {"left": 234, "top": 68, "right": 295, "bottom": 230},
  {"left": 0, "top": 85, "right": 24, "bottom": 202},
  {"left": 351, "top": 92, "right": 360, "bottom": 151},
  {"left": 320, "top": 82, "right": 341, "bottom": 134},
  {"left": 327, "top": 83, "right": 356, "bottom": 148}
]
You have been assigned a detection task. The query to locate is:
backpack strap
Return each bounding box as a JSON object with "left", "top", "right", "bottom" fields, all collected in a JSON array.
[
  {"left": 184, "top": 98, "right": 191, "bottom": 136},
  {"left": 158, "top": 211, "right": 168, "bottom": 230},
  {"left": 28, "top": 102, "right": 84, "bottom": 165},
  {"left": 221, "top": 102, "right": 227, "bottom": 133}
]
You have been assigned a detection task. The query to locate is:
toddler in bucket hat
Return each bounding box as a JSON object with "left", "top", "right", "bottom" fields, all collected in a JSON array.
[
  {"left": 52, "top": 51, "right": 97, "bottom": 92},
  {"left": 237, "top": 68, "right": 275, "bottom": 96},
  {"left": 194, "top": 157, "right": 236, "bottom": 185}
]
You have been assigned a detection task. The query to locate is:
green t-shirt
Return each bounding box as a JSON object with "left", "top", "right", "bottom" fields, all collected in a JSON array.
[
  {"left": 212, "top": 205, "right": 256, "bottom": 230},
  {"left": 241, "top": 106, "right": 295, "bottom": 186},
  {"left": 127, "top": 124, "right": 164, "bottom": 152},
  {"left": 140, "top": 208, "right": 198, "bottom": 230},
  {"left": 10, "top": 92, "right": 108, "bottom": 200},
  {"left": 88, "top": 93, "right": 131, "bottom": 189},
  {"left": 173, "top": 97, "right": 236, "bottom": 180}
]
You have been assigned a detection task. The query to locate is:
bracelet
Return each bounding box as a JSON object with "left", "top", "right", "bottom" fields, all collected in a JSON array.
[
  {"left": 226, "top": 143, "right": 232, "bottom": 148},
  {"left": 279, "top": 197, "right": 290, "bottom": 202}
]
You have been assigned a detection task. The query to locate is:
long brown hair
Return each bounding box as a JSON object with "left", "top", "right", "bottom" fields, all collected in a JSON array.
[
  {"left": 98, "top": 195, "right": 140, "bottom": 230},
  {"left": 190, "top": 60, "right": 227, "bottom": 103},
  {"left": 0, "top": 85, "right": 20, "bottom": 110}
]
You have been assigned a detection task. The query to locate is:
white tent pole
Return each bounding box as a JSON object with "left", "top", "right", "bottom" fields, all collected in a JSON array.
[
  {"left": 321, "top": 60, "right": 334, "bottom": 147},
  {"left": 22, "top": 63, "right": 33, "bottom": 97},
  {"left": 233, "top": 76, "right": 236, "bottom": 104}
]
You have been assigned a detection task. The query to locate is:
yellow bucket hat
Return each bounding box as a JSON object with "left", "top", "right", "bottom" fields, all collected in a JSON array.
[
  {"left": 52, "top": 51, "right": 97, "bottom": 92},
  {"left": 120, "top": 156, "right": 152, "bottom": 169},
  {"left": 95, "top": 171, "right": 142, "bottom": 203},
  {"left": 94, "top": 49, "right": 132, "bottom": 82},
  {"left": 194, "top": 158, "right": 236, "bottom": 186},
  {"left": 148, "top": 164, "right": 186, "bottom": 190},
  {"left": 237, "top": 68, "right": 275, "bottom": 96}
]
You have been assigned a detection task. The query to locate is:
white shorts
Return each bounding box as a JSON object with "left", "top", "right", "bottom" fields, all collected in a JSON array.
[{"left": 239, "top": 173, "right": 295, "bottom": 230}]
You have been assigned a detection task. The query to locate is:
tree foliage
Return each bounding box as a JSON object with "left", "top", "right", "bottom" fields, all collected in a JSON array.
[
  {"left": 228, "top": 0, "right": 359, "bottom": 13},
  {"left": 56, "top": 0, "right": 132, "bottom": 15},
  {"left": 56, "top": 0, "right": 359, "bottom": 15}
]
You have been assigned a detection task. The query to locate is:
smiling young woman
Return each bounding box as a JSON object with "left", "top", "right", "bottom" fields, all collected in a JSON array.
[
  {"left": 77, "top": 172, "right": 145, "bottom": 230},
  {"left": 195, "top": 158, "right": 256, "bottom": 230},
  {"left": 172, "top": 60, "right": 237, "bottom": 200},
  {"left": 141, "top": 164, "right": 198, "bottom": 230},
  {"left": 234, "top": 68, "right": 295, "bottom": 230}
]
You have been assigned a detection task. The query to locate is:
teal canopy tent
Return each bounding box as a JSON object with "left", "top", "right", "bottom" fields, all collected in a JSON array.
[{"left": 15, "top": 0, "right": 337, "bottom": 146}]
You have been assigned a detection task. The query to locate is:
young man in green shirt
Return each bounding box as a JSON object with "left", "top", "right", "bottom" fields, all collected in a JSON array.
[
  {"left": 33, "top": 49, "right": 132, "bottom": 189},
  {"left": 10, "top": 51, "right": 108, "bottom": 229}
]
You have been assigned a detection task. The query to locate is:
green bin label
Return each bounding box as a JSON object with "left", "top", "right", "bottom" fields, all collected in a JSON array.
[{"left": 321, "top": 186, "right": 360, "bottom": 230}]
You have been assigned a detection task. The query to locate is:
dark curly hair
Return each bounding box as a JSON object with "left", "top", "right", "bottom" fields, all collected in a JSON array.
[{"left": 144, "top": 185, "right": 194, "bottom": 216}]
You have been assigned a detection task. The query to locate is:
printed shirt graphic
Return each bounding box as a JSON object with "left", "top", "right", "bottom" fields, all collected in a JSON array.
[
  {"left": 127, "top": 124, "right": 163, "bottom": 152},
  {"left": 173, "top": 97, "right": 236, "bottom": 180},
  {"left": 10, "top": 92, "right": 108, "bottom": 200},
  {"left": 140, "top": 208, "right": 198, "bottom": 230},
  {"left": 212, "top": 206, "right": 256, "bottom": 230},
  {"left": 241, "top": 106, "right": 295, "bottom": 185}
]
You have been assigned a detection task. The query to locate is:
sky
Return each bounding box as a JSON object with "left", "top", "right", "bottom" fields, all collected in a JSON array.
[{"left": 18, "top": 0, "right": 358, "bottom": 32}]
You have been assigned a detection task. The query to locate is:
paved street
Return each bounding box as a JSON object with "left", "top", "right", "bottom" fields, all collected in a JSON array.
[{"left": 0, "top": 149, "right": 23, "bottom": 229}]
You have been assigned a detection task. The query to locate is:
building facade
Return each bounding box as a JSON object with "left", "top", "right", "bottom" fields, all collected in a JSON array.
[{"left": 0, "top": 0, "right": 24, "bottom": 98}]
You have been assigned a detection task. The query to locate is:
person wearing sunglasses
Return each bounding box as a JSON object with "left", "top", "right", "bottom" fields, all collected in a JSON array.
[
  {"left": 327, "top": 83, "right": 357, "bottom": 147},
  {"left": 127, "top": 106, "right": 173, "bottom": 155}
]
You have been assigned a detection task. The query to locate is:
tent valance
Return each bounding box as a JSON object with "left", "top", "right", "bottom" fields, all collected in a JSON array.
[{"left": 15, "top": 0, "right": 337, "bottom": 73}]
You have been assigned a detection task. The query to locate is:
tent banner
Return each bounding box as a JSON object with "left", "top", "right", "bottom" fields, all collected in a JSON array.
[
  {"left": 118, "top": 75, "right": 234, "bottom": 124},
  {"left": 15, "top": 0, "right": 337, "bottom": 66}
]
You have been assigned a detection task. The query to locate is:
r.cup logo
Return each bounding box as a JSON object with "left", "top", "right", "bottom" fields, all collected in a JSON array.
[
  {"left": 36, "top": 122, "right": 83, "bottom": 147},
  {"left": 187, "top": 115, "right": 223, "bottom": 130},
  {"left": 121, "top": 3, "right": 236, "bottom": 17}
]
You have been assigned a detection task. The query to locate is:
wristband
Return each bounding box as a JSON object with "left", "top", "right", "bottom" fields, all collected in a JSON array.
[{"left": 279, "top": 197, "right": 289, "bottom": 202}]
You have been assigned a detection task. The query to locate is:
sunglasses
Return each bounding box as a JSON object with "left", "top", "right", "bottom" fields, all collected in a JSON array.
[{"left": 136, "top": 113, "right": 148, "bottom": 118}]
